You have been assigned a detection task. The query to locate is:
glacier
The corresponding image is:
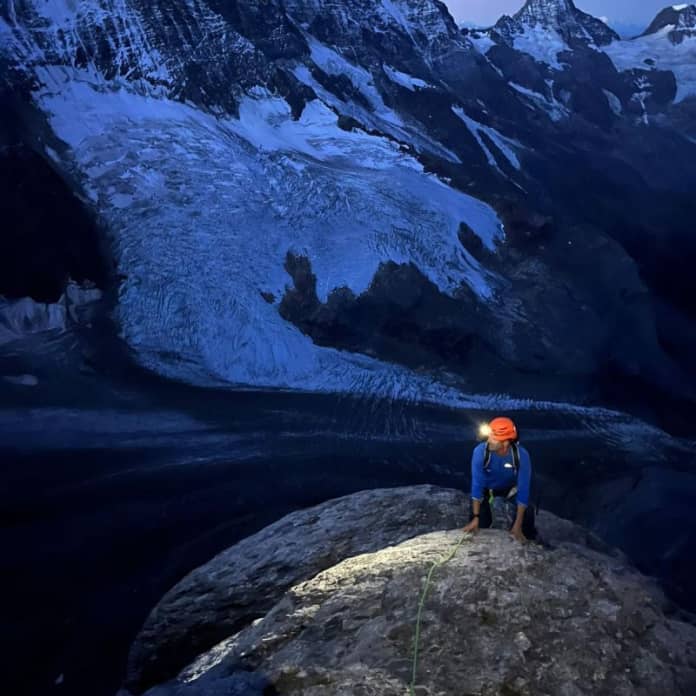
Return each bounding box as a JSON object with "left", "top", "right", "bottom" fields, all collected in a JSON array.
[
  {"left": 4, "top": 0, "right": 692, "bottom": 433},
  {"left": 511, "top": 24, "right": 570, "bottom": 69},
  {"left": 33, "top": 65, "right": 508, "bottom": 401},
  {"left": 604, "top": 25, "right": 696, "bottom": 103},
  {"left": 30, "top": 64, "right": 680, "bottom": 444}
]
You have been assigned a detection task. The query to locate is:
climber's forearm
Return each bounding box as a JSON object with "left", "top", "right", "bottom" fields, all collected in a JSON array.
[{"left": 512, "top": 503, "right": 526, "bottom": 529}]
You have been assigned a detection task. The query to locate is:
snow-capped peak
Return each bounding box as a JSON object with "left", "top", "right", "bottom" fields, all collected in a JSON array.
[
  {"left": 487, "top": 0, "right": 619, "bottom": 67},
  {"left": 515, "top": 0, "right": 579, "bottom": 26},
  {"left": 640, "top": 4, "right": 696, "bottom": 43},
  {"left": 493, "top": 0, "right": 619, "bottom": 54}
]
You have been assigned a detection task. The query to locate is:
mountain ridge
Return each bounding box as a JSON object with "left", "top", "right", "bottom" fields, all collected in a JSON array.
[{"left": 641, "top": 3, "right": 696, "bottom": 43}]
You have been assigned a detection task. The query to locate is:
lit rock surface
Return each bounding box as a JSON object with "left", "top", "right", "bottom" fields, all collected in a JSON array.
[
  {"left": 125, "top": 485, "right": 468, "bottom": 692},
  {"left": 124, "top": 485, "right": 696, "bottom": 695}
]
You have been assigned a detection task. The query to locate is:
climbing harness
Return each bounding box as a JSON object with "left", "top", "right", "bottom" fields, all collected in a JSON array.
[{"left": 409, "top": 532, "right": 472, "bottom": 695}]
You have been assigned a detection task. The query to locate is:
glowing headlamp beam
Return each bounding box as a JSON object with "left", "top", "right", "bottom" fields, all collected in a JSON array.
[{"left": 478, "top": 423, "right": 491, "bottom": 438}]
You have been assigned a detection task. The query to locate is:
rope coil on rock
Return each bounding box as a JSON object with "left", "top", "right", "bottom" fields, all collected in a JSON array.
[{"left": 410, "top": 532, "right": 472, "bottom": 696}]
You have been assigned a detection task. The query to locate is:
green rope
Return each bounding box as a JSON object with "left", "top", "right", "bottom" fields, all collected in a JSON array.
[{"left": 409, "top": 533, "right": 471, "bottom": 695}]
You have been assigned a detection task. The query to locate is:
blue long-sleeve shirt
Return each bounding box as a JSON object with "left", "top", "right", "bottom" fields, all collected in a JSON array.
[{"left": 470, "top": 442, "right": 532, "bottom": 506}]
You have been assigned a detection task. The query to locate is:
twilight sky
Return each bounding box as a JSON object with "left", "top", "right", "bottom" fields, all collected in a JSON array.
[{"left": 443, "top": 1, "right": 675, "bottom": 31}]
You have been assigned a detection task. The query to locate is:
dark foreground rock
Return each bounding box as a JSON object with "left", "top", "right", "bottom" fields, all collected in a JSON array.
[
  {"left": 123, "top": 486, "right": 696, "bottom": 696},
  {"left": 125, "top": 485, "right": 468, "bottom": 693}
]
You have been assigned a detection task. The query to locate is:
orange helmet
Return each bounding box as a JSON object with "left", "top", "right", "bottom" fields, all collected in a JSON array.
[{"left": 488, "top": 417, "right": 518, "bottom": 442}]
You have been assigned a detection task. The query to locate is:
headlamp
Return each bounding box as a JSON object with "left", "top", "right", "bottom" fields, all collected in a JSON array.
[{"left": 478, "top": 423, "right": 491, "bottom": 439}]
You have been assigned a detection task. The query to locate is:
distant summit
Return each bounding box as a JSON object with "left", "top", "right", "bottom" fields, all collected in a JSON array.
[
  {"left": 494, "top": 0, "right": 619, "bottom": 48},
  {"left": 641, "top": 4, "right": 696, "bottom": 44}
]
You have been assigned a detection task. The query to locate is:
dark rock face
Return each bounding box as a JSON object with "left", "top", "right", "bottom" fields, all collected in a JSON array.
[
  {"left": 458, "top": 5, "right": 696, "bottom": 428},
  {"left": 641, "top": 4, "right": 696, "bottom": 44},
  {"left": 0, "top": 144, "right": 109, "bottom": 302},
  {"left": 486, "top": 43, "right": 552, "bottom": 95},
  {"left": 276, "top": 210, "right": 696, "bottom": 432},
  {"left": 0, "top": 86, "right": 112, "bottom": 303},
  {"left": 280, "top": 253, "right": 478, "bottom": 370},
  {"left": 284, "top": 0, "right": 463, "bottom": 65},
  {"left": 624, "top": 68, "right": 679, "bottom": 115},
  {"left": 1, "top": 0, "right": 310, "bottom": 115}
]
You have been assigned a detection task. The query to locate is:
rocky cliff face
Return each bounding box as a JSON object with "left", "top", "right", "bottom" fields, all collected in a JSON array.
[{"left": 120, "top": 486, "right": 696, "bottom": 696}]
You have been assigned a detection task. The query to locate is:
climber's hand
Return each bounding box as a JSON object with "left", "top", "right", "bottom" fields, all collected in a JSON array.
[
  {"left": 462, "top": 517, "right": 479, "bottom": 534},
  {"left": 510, "top": 525, "right": 527, "bottom": 543}
]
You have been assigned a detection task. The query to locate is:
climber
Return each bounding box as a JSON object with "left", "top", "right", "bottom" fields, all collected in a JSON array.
[{"left": 462, "top": 416, "right": 536, "bottom": 542}]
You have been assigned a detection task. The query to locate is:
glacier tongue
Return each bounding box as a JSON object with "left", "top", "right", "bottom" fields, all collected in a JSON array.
[{"left": 36, "top": 68, "right": 505, "bottom": 399}]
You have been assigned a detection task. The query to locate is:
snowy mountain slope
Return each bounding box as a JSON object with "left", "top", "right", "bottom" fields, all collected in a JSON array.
[
  {"left": 463, "top": 3, "right": 696, "bottom": 113},
  {"left": 0, "top": 0, "right": 468, "bottom": 113},
  {"left": 605, "top": 7, "right": 696, "bottom": 103},
  {"left": 492, "top": 0, "right": 618, "bottom": 67},
  {"left": 641, "top": 3, "right": 696, "bottom": 43},
  {"left": 290, "top": 35, "right": 462, "bottom": 163},
  {"left": 31, "top": 64, "right": 507, "bottom": 398},
  {"left": 0, "top": 0, "right": 525, "bottom": 170},
  {"left": 0, "top": 0, "right": 515, "bottom": 401}
]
